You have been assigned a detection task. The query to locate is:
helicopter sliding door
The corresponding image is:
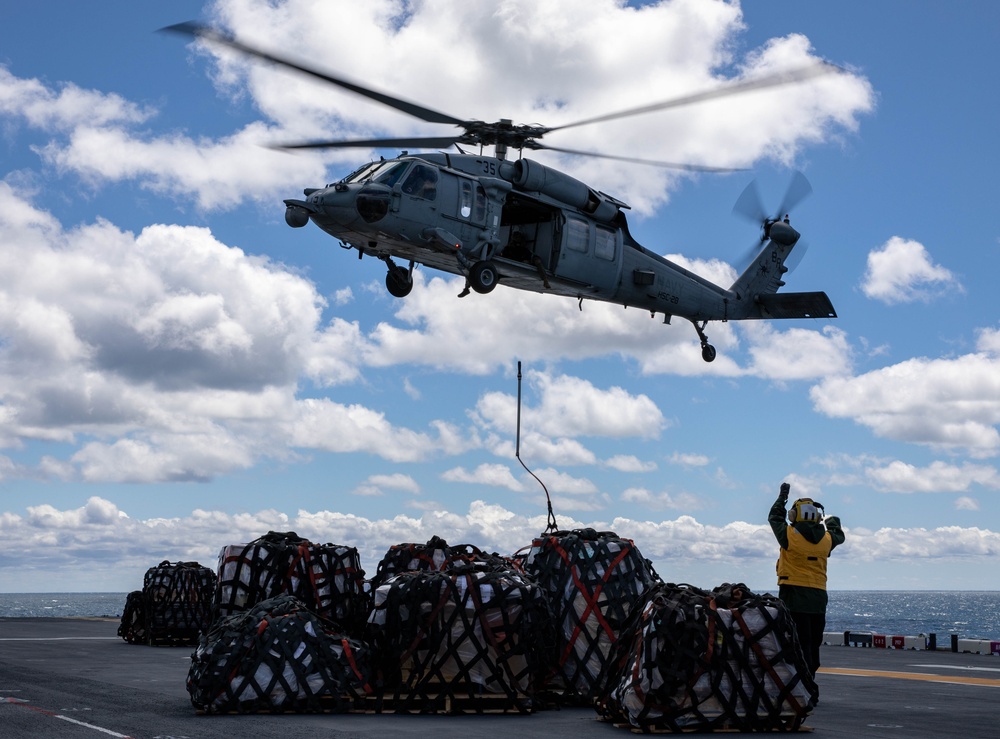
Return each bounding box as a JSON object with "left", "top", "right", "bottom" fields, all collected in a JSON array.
[
  {"left": 554, "top": 215, "right": 622, "bottom": 292},
  {"left": 498, "top": 194, "right": 561, "bottom": 274}
]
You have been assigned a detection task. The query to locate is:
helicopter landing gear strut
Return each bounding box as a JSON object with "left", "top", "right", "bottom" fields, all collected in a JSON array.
[
  {"left": 383, "top": 257, "right": 413, "bottom": 298},
  {"left": 692, "top": 320, "right": 717, "bottom": 363}
]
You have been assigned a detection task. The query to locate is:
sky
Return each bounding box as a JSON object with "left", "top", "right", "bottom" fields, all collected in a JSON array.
[{"left": 1, "top": 0, "right": 998, "bottom": 593}]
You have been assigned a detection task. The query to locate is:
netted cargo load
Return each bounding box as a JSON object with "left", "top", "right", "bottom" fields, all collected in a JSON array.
[
  {"left": 520, "top": 528, "right": 660, "bottom": 701},
  {"left": 597, "top": 582, "right": 818, "bottom": 732},
  {"left": 145, "top": 560, "right": 216, "bottom": 644},
  {"left": 117, "top": 561, "right": 215, "bottom": 645},
  {"left": 214, "top": 531, "right": 368, "bottom": 633},
  {"left": 366, "top": 564, "right": 554, "bottom": 713},
  {"left": 117, "top": 590, "right": 147, "bottom": 644},
  {"left": 187, "top": 594, "right": 372, "bottom": 714},
  {"left": 371, "top": 535, "right": 512, "bottom": 587}
]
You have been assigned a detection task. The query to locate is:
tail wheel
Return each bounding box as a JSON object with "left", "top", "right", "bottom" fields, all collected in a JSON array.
[
  {"left": 469, "top": 260, "right": 499, "bottom": 294},
  {"left": 701, "top": 344, "right": 717, "bottom": 363}
]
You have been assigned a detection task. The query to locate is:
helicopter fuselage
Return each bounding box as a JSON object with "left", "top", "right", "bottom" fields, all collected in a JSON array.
[{"left": 284, "top": 153, "right": 834, "bottom": 362}]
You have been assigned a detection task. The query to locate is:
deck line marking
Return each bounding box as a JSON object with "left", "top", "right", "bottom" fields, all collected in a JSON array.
[
  {"left": 55, "top": 714, "right": 135, "bottom": 738},
  {"left": 4, "top": 696, "right": 134, "bottom": 737},
  {"left": 820, "top": 667, "right": 1000, "bottom": 688}
]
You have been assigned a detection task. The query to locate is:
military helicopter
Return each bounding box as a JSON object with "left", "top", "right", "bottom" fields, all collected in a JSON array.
[{"left": 164, "top": 23, "right": 838, "bottom": 363}]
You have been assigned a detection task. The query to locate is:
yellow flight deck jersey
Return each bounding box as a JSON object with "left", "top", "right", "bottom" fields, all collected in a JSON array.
[{"left": 776, "top": 527, "right": 833, "bottom": 590}]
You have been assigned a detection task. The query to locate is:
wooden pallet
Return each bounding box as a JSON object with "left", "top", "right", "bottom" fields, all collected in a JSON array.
[
  {"left": 604, "top": 718, "right": 814, "bottom": 734},
  {"left": 195, "top": 688, "right": 534, "bottom": 716},
  {"left": 354, "top": 687, "right": 534, "bottom": 714}
]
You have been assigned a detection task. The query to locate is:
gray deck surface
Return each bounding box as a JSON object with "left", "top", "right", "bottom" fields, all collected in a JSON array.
[{"left": 2, "top": 617, "right": 998, "bottom": 737}]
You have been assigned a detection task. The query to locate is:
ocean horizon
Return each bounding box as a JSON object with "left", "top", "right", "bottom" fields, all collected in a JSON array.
[{"left": 2, "top": 590, "right": 999, "bottom": 640}]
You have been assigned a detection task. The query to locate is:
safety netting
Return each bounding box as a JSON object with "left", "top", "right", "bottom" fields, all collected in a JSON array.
[
  {"left": 520, "top": 528, "right": 660, "bottom": 702},
  {"left": 118, "top": 561, "right": 215, "bottom": 645},
  {"left": 214, "top": 531, "right": 368, "bottom": 634},
  {"left": 597, "top": 582, "right": 818, "bottom": 732},
  {"left": 117, "top": 590, "right": 147, "bottom": 644},
  {"left": 187, "top": 594, "right": 373, "bottom": 714},
  {"left": 371, "top": 535, "right": 512, "bottom": 587},
  {"left": 365, "top": 563, "right": 554, "bottom": 713}
]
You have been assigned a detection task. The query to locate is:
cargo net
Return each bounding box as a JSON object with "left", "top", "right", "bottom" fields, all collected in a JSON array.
[
  {"left": 520, "top": 528, "right": 660, "bottom": 702},
  {"left": 117, "top": 561, "right": 215, "bottom": 645},
  {"left": 371, "top": 535, "right": 512, "bottom": 588},
  {"left": 214, "top": 531, "right": 368, "bottom": 634},
  {"left": 366, "top": 565, "right": 554, "bottom": 713},
  {"left": 597, "top": 582, "right": 818, "bottom": 733},
  {"left": 187, "top": 594, "right": 372, "bottom": 714},
  {"left": 117, "top": 590, "right": 147, "bottom": 644}
]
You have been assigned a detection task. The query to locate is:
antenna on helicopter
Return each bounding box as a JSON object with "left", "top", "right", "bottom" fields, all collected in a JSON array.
[{"left": 516, "top": 361, "right": 557, "bottom": 533}]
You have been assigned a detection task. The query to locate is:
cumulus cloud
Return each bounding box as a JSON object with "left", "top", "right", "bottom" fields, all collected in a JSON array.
[
  {"left": 811, "top": 353, "right": 1000, "bottom": 456},
  {"left": 866, "top": 460, "right": 1000, "bottom": 494},
  {"left": 3, "top": 0, "right": 873, "bottom": 215},
  {"left": 0, "top": 184, "right": 478, "bottom": 480},
  {"left": 668, "top": 452, "right": 711, "bottom": 468},
  {"left": 2, "top": 498, "right": 999, "bottom": 590},
  {"left": 860, "top": 237, "right": 962, "bottom": 304}
]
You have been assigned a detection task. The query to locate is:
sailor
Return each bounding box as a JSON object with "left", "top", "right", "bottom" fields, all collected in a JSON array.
[{"left": 769, "top": 482, "right": 845, "bottom": 680}]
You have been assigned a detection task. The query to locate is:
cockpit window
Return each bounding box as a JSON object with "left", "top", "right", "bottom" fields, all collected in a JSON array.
[
  {"left": 371, "top": 161, "right": 409, "bottom": 187},
  {"left": 401, "top": 164, "right": 438, "bottom": 201},
  {"left": 342, "top": 161, "right": 383, "bottom": 184}
]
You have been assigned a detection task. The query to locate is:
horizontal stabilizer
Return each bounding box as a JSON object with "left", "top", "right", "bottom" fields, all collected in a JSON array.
[{"left": 757, "top": 292, "right": 837, "bottom": 319}]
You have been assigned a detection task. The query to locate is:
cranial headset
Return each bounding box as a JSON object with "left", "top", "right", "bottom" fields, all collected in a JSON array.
[{"left": 788, "top": 497, "right": 825, "bottom": 524}]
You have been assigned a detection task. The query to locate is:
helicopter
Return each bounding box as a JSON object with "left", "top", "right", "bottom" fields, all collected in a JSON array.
[{"left": 164, "top": 23, "right": 838, "bottom": 363}]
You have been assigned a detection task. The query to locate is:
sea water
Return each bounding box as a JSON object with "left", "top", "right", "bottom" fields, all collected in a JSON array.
[{"left": 2, "top": 590, "right": 999, "bottom": 640}]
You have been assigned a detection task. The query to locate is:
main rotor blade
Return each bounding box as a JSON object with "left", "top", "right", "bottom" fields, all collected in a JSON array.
[
  {"left": 545, "top": 61, "right": 841, "bottom": 134},
  {"left": 161, "top": 22, "right": 465, "bottom": 126},
  {"left": 271, "top": 135, "right": 462, "bottom": 151},
  {"left": 536, "top": 143, "right": 745, "bottom": 172}
]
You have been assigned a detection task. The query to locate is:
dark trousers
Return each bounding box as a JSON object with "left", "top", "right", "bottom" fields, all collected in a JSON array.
[{"left": 790, "top": 611, "right": 826, "bottom": 677}]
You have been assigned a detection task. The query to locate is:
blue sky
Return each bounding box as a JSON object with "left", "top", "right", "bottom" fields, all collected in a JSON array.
[{"left": 1, "top": 0, "right": 998, "bottom": 592}]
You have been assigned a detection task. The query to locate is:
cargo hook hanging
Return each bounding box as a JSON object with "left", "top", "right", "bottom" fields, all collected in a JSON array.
[{"left": 517, "top": 361, "right": 558, "bottom": 532}]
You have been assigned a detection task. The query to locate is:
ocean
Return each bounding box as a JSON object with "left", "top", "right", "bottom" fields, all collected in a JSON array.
[{"left": 1, "top": 591, "right": 998, "bottom": 640}]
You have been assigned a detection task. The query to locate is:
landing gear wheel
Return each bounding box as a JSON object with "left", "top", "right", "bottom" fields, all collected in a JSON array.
[
  {"left": 385, "top": 269, "right": 413, "bottom": 298},
  {"left": 691, "top": 319, "right": 716, "bottom": 363},
  {"left": 469, "top": 260, "right": 499, "bottom": 294}
]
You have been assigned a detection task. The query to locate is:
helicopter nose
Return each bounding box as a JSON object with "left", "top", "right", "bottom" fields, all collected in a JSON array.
[{"left": 767, "top": 221, "right": 800, "bottom": 246}]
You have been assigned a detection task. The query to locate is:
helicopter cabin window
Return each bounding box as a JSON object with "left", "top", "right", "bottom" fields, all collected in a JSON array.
[
  {"left": 458, "top": 180, "right": 487, "bottom": 222},
  {"left": 595, "top": 227, "right": 616, "bottom": 261},
  {"left": 565, "top": 217, "right": 591, "bottom": 253},
  {"left": 400, "top": 164, "right": 438, "bottom": 201}
]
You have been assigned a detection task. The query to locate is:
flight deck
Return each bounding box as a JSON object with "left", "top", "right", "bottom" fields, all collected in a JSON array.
[{"left": 2, "top": 617, "right": 998, "bottom": 738}]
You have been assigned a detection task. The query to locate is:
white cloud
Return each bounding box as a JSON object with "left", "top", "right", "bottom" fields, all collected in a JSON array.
[
  {"left": 622, "top": 487, "right": 702, "bottom": 511},
  {"left": 605, "top": 454, "right": 658, "bottom": 473},
  {"left": 668, "top": 452, "right": 711, "bottom": 467},
  {"left": 860, "top": 237, "right": 962, "bottom": 304},
  {"left": 1, "top": 498, "right": 999, "bottom": 591},
  {"left": 3, "top": 0, "right": 873, "bottom": 216},
  {"left": 353, "top": 472, "right": 421, "bottom": 497},
  {"left": 865, "top": 460, "right": 1000, "bottom": 494},
  {"left": 442, "top": 463, "right": 526, "bottom": 492},
  {"left": 474, "top": 369, "right": 666, "bottom": 439},
  {"left": 955, "top": 496, "right": 980, "bottom": 511},
  {"left": 0, "top": 185, "right": 475, "bottom": 480},
  {"left": 745, "top": 324, "right": 853, "bottom": 380},
  {"left": 811, "top": 352, "right": 1000, "bottom": 456},
  {"left": 0, "top": 66, "right": 152, "bottom": 131}
]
